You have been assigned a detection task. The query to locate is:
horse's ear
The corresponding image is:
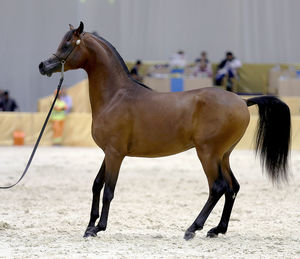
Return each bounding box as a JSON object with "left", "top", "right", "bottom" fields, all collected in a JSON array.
[
  {"left": 75, "top": 21, "right": 84, "bottom": 36},
  {"left": 69, "top": 24, "right": 74, "bottom": 30}
]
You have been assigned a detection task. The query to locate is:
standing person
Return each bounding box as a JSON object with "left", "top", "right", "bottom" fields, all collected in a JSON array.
[
  {"left": 0, "top": 91, "right": 19, "bottom": 111},
  {"left": 215, "top": 51, "right": 242, "bottom": 91},
  {"left": 130, "top": 60, "right": 143, "bottom": 82},
  {"left": 193, "top": 51, "right": 212, "bottom": 77},
  {"left": 50, "top": 91, "right": 67, "bottom": 145}
]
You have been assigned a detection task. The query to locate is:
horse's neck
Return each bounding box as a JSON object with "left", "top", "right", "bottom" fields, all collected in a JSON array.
[
  {"left": 84, "top": 38, "right": 130, "bottom": 115},
  {"left": 87, "top": 69, "right": 128, "bottom": 114}
]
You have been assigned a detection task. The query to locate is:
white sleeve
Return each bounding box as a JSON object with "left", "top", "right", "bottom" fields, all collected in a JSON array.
[{"left": 231, "top": 59, "right": 242, "bottom": 69}]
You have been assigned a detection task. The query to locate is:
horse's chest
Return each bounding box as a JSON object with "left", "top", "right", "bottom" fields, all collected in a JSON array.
[{"left": 91, "top": 116, "right": 128, "bottom": 151}]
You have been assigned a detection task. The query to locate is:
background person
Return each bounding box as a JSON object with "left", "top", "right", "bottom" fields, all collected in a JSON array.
[
  {"left": 169, "top": 50, "right": 187, "bottom": 69},
  {"left": 215, "top": 51, "right": 242, "bottom": 91},
  {"left": 130, "top": 60, "right": 143, "bottom": 82},
  {"left": 50, "top": 91, "right": 67, "bottom": 145},
  {"left": 60, "top": 88, "right": 73, "bottom": 114},
  {"left": 0, "top": 91, "right": 19, "bottom": 111},
  {"left": 193, "top": 51, "right": 212, "bottom": 77}
]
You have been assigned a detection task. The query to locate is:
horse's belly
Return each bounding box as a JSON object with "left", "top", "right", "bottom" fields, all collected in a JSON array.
[
  {"left": 126, "top": 146, "right": 195, "bottom": 157},
  {"left": 126, "top": 134, "right": 195, "bottom": 157}
]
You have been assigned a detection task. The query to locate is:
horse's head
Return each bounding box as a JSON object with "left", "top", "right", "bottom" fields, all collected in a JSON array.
[{"left": 39, "top": 22, "right": 86, "bottom": 77}]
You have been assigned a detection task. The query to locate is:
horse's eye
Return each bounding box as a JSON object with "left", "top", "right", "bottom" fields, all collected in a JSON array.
[{"left": 62, "top": 42, "right": 70, "bottom": 51}]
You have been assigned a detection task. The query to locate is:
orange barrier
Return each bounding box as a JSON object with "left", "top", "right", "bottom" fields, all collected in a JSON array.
[{"left": 13, "top": 130, "right": 25, "bottom": 145}]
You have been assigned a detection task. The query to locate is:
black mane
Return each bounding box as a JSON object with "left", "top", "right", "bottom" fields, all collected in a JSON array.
[{"left": 91, "top": 32, "right": 152, "bottom": 91}]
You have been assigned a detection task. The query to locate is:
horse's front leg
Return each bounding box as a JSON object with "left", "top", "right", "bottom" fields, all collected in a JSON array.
[
  {"left": 84, "top": 151, "right": 124, "bottom": 237},
  {"left": 83, "top": 159, "right": 106, "bottom": 237}
]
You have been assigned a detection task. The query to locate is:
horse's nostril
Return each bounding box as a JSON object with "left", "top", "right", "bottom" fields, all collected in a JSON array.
[{"left": 39, "top": 62, "right": 45, "bottom": 74}]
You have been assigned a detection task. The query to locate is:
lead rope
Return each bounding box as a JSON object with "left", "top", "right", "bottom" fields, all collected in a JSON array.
[{"left": 0, "top": 61, "right": 65, "bottom": 189}]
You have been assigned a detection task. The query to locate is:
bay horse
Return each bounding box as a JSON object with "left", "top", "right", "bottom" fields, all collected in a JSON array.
[{"left": 39, "top": 22, "right": 291, "bottom": 240}]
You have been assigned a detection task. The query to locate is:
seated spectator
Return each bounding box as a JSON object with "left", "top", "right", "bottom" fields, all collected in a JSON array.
[
  {"left": 215, "top": 51, "right": 242, "bottom": 91},
  {"left": 0, "top": 91, "right": 19, "bottom": 111},
  {"left": 60, "top": 88, "right": 73, "bottom": 114},
  {"left": 193, "top": 51, "right": 212, "bottom": 77},
  {"left": 169, "top": 50, "right": 187, "bottom": 69},
  {"left": 130, "top": 60, "right": 143, "bottom": 82}
]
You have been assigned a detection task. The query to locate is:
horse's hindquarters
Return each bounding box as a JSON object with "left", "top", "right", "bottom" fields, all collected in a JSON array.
[
  {"left": 126, "top": 88, "right": 249, "bottom": 158},
  {"left": 191, "top": 89, "right": 250, "bottom": 156}
]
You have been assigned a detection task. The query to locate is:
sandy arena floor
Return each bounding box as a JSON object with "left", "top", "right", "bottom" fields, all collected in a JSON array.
[{"left": 0, "top": 146, "right": 299, "bottom": 258}]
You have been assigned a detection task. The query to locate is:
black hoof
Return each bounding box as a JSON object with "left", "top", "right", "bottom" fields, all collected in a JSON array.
[
  {"left": 184, "top": 230, "right": 195, "bottom": 241},
  {"left": 207, "top": 226, "right": 226, "bottom": 238},
  {"left": 83, "top": 226, "right": 98, "bottom": 238},
  {"left": 206, "top": 231, "right": 218, "bottom": 238}
]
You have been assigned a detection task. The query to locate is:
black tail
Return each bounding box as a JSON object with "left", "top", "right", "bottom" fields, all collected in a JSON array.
[{"left": 246, "top": 96, "right": 291, "bottom": 183}]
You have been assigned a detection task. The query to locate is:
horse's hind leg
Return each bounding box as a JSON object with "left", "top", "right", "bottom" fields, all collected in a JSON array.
[
  {"left": 207, "top": 151, "right": 240, "bottom": 237},
  {"left": 184, "top": 148, "right": 229, "bottom": 240},
  {"left": 84, "top": 159, "right": 106, "bottom": 237}
]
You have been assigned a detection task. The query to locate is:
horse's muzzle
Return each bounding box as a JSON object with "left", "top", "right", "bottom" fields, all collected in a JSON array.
[
  {"left": 39, "top": 62, "right": 47, "bottom": 75},
  {"left": 39, "top": 59, "right": 60, "bottom": 77}
]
